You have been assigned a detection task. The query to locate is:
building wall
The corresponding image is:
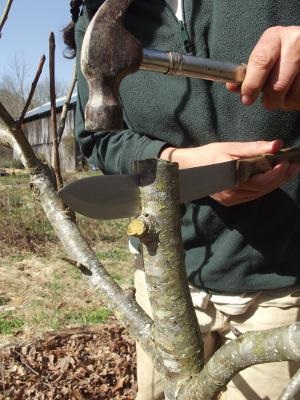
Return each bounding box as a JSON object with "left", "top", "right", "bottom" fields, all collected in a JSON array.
[{"left": 22, "top": 108, "right": 79, "bottom": 172}]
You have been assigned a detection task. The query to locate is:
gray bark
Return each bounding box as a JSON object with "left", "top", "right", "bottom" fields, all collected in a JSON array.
[
  {"left": 132, "top": 159, "right": 203, "bottom": 397},
  {"left": 178, "top": 323, "right": 300, "bottom": 400},
  {"left": 280, "top": 367, "right": 300, "bottom": 399}
]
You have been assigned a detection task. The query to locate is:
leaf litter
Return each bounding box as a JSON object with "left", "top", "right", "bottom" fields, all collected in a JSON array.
[{"left": 0, "top": 324, "right": 137, "bottom": 399}]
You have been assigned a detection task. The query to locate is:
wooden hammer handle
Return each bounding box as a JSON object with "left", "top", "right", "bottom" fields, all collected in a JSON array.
[{"left": 236, "top": 147, "right": 300, "bottom": 183}]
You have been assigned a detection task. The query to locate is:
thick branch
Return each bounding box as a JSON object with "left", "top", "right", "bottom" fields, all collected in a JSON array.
[
  {"left": 0, "top": 128, "right": 26, "bottom": 166},
  {"left": 0, "top": 0, "right": 13, "bottom": 38},
  {"left": 280, "top": 367, "right": 300, "bottom": 399},
  {"left": 58, "top": 66, "right": 77, "bottom": 146},
  {"left": 178, "top": 323, "right": 300, "bottom": 400},
  {"left": 0, "top": 111, "right": 164, "bottom": 376},
  {"left": 134, "top": 159, "right": 203, "bottom": 398},
  {"left": 49, "top": 32, "right": 63, "bottom": 189},
  {"left": 0, "top": 101, "right": 43, "bottom": 172}
]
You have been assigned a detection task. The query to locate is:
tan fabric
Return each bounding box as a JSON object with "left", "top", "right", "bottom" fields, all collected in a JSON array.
[{"left": 134, "top": 266, "right": 300, "bottom": 400}]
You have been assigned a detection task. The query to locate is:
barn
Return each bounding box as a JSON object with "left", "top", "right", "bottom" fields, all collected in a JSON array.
[{"left": 21, "top": 93, "right": 80, "bottom": 172}]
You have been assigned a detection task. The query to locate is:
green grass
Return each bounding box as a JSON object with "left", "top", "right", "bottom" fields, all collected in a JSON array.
[
  {"left": 29, "top": 307, "right": 112, "bottom": 331},
  {"left": 0, "top": 170, "right": 133, "bottom": 340},
  {"left": 0, "top": 312, "right": 24, "bottom": 335},
  {"left": 96, "top": 247, "right": 129, "bottom": 261}
]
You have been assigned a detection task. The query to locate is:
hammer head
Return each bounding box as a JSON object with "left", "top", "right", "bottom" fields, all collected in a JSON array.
[{"left": 81, "top": 0, "right": 142, "bottom": 132}]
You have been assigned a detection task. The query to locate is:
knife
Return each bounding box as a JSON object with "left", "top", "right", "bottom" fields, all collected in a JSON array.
[{"left": 58, "top": 147, "right": 300, "bottom": 220}]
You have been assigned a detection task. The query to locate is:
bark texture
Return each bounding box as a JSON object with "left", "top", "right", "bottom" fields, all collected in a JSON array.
[{"left": 134, "top": 159, "right": 203, "bottom": 397}]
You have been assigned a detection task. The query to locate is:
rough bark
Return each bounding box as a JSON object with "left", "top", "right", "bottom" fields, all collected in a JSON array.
[
  {"left": 280, "top": 367, "right": 300, "bottom": 399},
  {"left": 49, "top": 32, "right": 63, "bottom": 189},
  {"left": 132, "top": 159, "right": 203, "bottom": 398},
  {"left": 178, "top": 323, "right": 300, "bottom": 400},
  {"left": 0, "top": 107, "right": 165, "bottom": 376}
]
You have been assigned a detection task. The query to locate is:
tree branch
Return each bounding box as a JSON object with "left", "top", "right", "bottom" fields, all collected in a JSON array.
[
  {"left": 0, "top": 127, "right": 26, "bottom": 166},
  {"left": 49, "top": 32, "right": 63, "bottom": 189},
  {"left": 58, "top": 65, "right": 77, "bottom": 146},
  {"left": 178, "top": 323, "right": 300, "bottom": 400},
  {"left": 131, "top": 159, "right": 204, "bottom": 398},
  {"left": 280, "top": 367, "right": 300, "bottom": 399},
  {"left": 0, "top": 0, "right": 13, "bottom": 38},
  {"left": 0, "top": 101, "right": 43, "bottom": 172},
  {"left": 0, "top": 109, "right": 165, "bottom": 377},
  {"left": 17, "top": 55, "right": 46, "bottom": 126}
]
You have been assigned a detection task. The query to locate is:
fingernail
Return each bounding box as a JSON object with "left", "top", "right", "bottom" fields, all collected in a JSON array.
[{"left": 241, "top": 95, "right": 253, "bottom": 106}]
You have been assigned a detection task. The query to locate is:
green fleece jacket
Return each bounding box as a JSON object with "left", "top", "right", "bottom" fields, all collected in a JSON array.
[{"left": 75, "top": 0, "right": 300, "bottom": 293}]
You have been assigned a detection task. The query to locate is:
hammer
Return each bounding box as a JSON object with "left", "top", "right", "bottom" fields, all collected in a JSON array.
[{"left": 81, "top": 0, "right": 246, "bottom": 132}]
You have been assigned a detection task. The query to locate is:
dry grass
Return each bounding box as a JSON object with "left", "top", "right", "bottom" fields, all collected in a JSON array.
[{"left": 0, "top": 170, "right": 135, "bottom": 344}]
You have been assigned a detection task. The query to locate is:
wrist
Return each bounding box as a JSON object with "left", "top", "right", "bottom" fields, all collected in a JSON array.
[{"left": 159, "top": 147, "right": 190, "bottom": 169}]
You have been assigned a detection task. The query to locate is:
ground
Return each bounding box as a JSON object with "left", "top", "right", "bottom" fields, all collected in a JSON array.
[
  {"left": 0, "top": 170, "right": 137, "bottom": 399},
  {"left": 0, "top": 324, "right": 137, "bottom": 399}
]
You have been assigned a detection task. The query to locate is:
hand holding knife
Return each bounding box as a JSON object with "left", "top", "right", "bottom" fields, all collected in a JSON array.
[{"left": 58, "top": 147, "right": 300, "bottom": 220}]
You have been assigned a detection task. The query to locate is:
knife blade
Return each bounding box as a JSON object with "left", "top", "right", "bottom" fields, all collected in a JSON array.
[{"left": 58, "top": 147, "right": 300, "bottom": 220}]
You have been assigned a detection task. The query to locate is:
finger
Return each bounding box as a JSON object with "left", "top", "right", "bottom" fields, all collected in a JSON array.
[
  {"left": 226, "top": 82, "right": 241, "bottom": 93},
  {"left": 223, "top": 139, "right": 284, "bottom": 158},
  {"left": 240, "top": 27, "right": 281, "bottom": 106},
  {"left": 262, "top": 40, "right": 300, "bottom": 110},
  {"left": 239, "top": 161, "right": 290, "bottom": 192},
  {"left": 283, "top": 73, "right": 300, "bottom": 111},
  {"left": 210, "top": 188, "right": 269, "bottom": 206}
]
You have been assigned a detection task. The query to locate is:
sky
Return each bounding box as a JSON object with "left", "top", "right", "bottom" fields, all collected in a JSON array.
[{"left": 0, "top": 0, "right": 75, "bottom": 88}]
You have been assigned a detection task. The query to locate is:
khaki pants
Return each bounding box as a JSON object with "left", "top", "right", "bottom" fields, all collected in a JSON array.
[{"left": 134, "top": 268, "right": 300, "bottom": 400}]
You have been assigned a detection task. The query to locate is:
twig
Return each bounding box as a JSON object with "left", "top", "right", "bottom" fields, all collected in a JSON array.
[
  {"left": 0, "top": 360, "right": 6, "bottom": 397},
  {"left": 13, "top": 350, "right": 40, "bottom": 377},
  {"left": 0, "top": 0, "right": 14, "bottom": 38},
  {"left": 280, "top": 368, "right": 300, "bottom": 400},
  {"left": 230, "top": 324, "right": 242, "bottom": 338},
  {"left": 16, "top": 55, "right": 46, "bottom": 126},
  {"left": 61, "top": 256, "right": 92, "bottom": 276},
  {"left": 49, "top": 32, "right": 63, "bottom": 189},
  {"left": 58, "top": 65, "right": 77, "bottom": 146}
]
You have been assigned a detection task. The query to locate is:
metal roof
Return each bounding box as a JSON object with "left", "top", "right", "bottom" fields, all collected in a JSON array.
[{"left": 24, "top": 93, "right": 77, "bottom": 122}]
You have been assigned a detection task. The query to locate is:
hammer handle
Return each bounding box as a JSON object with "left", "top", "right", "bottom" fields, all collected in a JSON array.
[
  {"left": 141, "top": 48, "right": 246, "bottom": 83},
  {"left": 236, "top": 147, "right": 300, "bottom": 183}
]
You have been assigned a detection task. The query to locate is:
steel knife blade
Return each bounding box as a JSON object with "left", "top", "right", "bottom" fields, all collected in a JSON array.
[{"left": 58, "top": 147, "right": 300, "bottom": 220}]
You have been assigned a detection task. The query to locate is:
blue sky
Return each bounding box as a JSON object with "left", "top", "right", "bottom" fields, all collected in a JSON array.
[{"left": 0, "top": 0, "right": 75, "bottom": 87}]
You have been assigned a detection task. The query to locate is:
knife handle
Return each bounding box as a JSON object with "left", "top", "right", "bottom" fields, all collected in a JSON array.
[{"left": 236, "top": 147, "right": 300, "bottom": 183}]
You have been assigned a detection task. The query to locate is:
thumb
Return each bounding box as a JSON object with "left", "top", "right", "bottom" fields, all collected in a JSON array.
[{"left": 228, "top": 139, "right": 284, "bottom": 158}]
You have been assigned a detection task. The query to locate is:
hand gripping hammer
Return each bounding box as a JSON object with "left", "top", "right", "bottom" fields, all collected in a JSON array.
[{"left": 81, "top": 0, "right": 246, "bottom": 131}]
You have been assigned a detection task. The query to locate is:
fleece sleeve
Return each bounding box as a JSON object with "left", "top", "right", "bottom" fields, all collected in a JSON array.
[{"left": 74, "top": 11, "right": 167, "bottom": 176}]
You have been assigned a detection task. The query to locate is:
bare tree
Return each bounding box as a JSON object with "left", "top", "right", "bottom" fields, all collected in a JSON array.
[
  {"left": 0, "top": 57, "right": 67, "bottom": 118},
  {"left": 0, "top": 1, "right": 300, "bottom": 399}
]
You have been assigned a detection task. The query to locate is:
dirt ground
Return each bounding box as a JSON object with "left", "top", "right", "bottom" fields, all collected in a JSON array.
[
  {"left": 0, "top": 324, "right": 137, "bottom": 400},
  {"left": 0, "top": 170, "right": 138, "bottom": 399}
]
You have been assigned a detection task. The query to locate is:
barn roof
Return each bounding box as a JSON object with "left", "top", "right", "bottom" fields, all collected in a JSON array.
[{"left": 24, "top": 93, "right": 77, "bottom": 122}]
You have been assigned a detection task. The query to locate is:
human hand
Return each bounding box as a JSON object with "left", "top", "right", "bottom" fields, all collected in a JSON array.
[
  {"left": 160, "top": 140, "right": 300, "bottom": 206},
  {"left": 226, "top": 26, "right": 300, "bottom": 111}
]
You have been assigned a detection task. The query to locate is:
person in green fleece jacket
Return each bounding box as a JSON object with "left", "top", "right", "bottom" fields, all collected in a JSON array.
[{"left": 64, "top": 0, "right": 300, "bottom": 398}]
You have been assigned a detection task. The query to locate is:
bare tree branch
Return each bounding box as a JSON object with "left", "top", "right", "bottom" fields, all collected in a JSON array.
[
  {"left": 16, "top": 55, "right": 46, "bottom": 126},
  {"left": 49, "top": 32, "right": 63, "bottom": 189},
  {"left": 178, "top": 323, "right": 300, "bottom": 400},
  {"left": 0, "top": 102, "right": 42, "bottom": 172},
  {"left": 0, "top": 127, "right": 26, "bottom": 166},
  {"left": 0, "top": 113, "right": 165, "bottom": 379},
  {"left": 280, "top": 368, "right": 300, "bottom": 399},
  {"left": 0, "top": 0, "right": 13, "bottom": 38},
  {"left": 58, "top": 65, "right": 77, "bottom": 146},
  {"left": 130, "top": 160, "right": 204, "bottom": 397}
]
